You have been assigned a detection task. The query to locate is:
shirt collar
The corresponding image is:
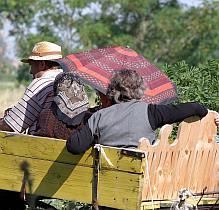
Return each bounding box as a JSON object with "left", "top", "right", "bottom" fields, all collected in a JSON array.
[{"left": 41, "top": 68, "right": 63, "bottom": 78}]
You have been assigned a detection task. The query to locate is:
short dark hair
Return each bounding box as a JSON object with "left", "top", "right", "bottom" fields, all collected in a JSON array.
[
  {"left": 106, "top": 70, "right": 145, "bottom": 104},
  {"left": 45, "top": 60, "right": 60, "bottom": 69}
]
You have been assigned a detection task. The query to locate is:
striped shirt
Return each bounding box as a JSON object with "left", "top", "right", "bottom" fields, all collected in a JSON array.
[{"left": 4, "top": 69, "right": 63, "bottom": 134}]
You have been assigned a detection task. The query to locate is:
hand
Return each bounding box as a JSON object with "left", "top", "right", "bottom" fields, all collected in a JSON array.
[
  {"left": 215, "top": 112, "right": 219, "bottom": 127},
  {"left": 4, "top": 108, "right": 12, "bottom": 116}
]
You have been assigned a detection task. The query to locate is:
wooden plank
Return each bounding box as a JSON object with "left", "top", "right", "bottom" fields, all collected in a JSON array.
[
  {"left": 0, "top": 131, "right": 143, "bottom": 173},
  {"left": 138, "top": 138, "right": 154, "bottom": 201},
  {"left": 155, "top": 125, "right": 173, "bottom": 200},
  {"left": 98, "top": 170, "right": 144, "bottom": 209},
  {"left": 0, "top": 132, "right": 145, "bottom": 209},
  {"left": 141, "top": 197, "right": 219, "bottom": 209},
  {"left": 140, "top": 111, "right": 219, "bottom": 201},
  {"left": 0, "top": 153, "right": 93, "bottom": 203}
]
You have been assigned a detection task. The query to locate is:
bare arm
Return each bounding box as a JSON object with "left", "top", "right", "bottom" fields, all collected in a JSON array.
[{"left": 215, "top": 112, "right": 219, "bottom": 127}]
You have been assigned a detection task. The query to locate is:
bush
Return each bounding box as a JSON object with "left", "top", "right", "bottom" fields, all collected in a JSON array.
[
  {"left": 164, "top": 59, "right": 219, "bottom": 111},
  {"left": 16, "top": 64, "right": 32, "bottom": 86}
]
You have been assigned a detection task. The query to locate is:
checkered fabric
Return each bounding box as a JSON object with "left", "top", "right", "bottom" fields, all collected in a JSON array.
[{"left": 57, "top": 46, "right": 177, "bottom": 104}]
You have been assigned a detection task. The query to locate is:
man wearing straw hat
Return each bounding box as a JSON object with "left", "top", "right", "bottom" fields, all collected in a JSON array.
[{"left": 0, "top": 41, "right": 63, "bottom": 135}]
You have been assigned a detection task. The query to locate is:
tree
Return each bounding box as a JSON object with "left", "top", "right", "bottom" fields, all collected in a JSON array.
[
  {"left": 0, "top": 0, "right": 218, "bottom": 109},
  {"left": 75, "top": 0, "right": 219, "bottom": 65},
  {"left": 0, "top": 31, "right": 15, "bottom": 80},
  {"left": 0, "top": 0, "right": 218, "bottom": 65}
]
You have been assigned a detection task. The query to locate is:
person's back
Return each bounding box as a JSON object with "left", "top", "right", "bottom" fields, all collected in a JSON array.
[{"left": 89, "top": 99, "right": 155, "bottom": 147}]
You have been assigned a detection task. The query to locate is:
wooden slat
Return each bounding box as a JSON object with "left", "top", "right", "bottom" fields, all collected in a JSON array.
[
  {"left": 0, "top": 132, "right": 143, "bottom": 173},
  {"left": 0, "top": 132, "right": 146, "bottom": 210},
  {"left": 139, "top": 111, "right": 219, "bottom": 201},
  {"left": 98, "top": 170, "right": 144, "bottom": 209},
  {"left": 0, "top": 153, "right": 93, "bottom": 203}
]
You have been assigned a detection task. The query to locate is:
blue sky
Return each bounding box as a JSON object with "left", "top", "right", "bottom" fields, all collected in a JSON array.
[{"left": 179, "top": 0, "right": 203, "bottom": 6}]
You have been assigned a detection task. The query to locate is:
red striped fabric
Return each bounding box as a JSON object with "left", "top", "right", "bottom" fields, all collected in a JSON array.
[{"left": 57, "top": 46, "right": 177, "bottom": 104}]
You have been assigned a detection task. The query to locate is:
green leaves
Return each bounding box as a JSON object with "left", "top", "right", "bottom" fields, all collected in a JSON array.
[
  {"left": 163, "top": 59, "right": 219, "bottom": 110},
  {"left": 1, "top": 0, "right": 218, "bottom": 110},
  {"left": 1, "top": 0, "right": 218, "bottom": 65}
]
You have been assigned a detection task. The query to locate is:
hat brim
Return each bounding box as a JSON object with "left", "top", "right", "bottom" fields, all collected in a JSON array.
[
  {"left": 21, "top": 55, "right": 62, "bottom": 63},
  {"left": 20, "top": 58, "right": 31, "bottom": 63}
]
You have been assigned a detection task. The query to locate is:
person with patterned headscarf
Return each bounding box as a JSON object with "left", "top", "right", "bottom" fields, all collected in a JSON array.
[{"left": 34, "top": 72, "right": 92, "bottom": 140}]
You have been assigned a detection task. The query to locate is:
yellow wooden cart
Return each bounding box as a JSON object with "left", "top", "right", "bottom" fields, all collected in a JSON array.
[{"left": 0, "top": 111, "right": 218, "bottom": 209}]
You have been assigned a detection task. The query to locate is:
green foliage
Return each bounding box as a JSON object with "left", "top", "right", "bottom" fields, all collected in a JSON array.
[
  {"left": 0, "top": 0, "right": 38, "bottom": 36},
  {"left": 0, "top": 60, "right": 17, "bottom": 82},
  {"left": 72, "top": 0, "right": 219, "bottom": 65},
  {"left": 84, "top": 84, "right": 99, "bottom": 107},
  {"left": 163, "top": 59, "right": 219, "bottom": 110},
  {"left": 16, "top": 64, "right": 32, "bottom": 86},
  {"left": 1, "top": 0, "right": 219, "bottom": 65},
  {"left": 25, "top": 199, "right": 92, "bottom": 210},
  {"left": 1, "top": 0, "right": 218, "bottom": 110}
]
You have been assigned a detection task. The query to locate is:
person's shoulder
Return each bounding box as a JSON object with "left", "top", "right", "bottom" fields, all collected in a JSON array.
[
  {"left": 23, "top": 78, "right": 40, "bottom": 94},
  {"left": 26, "top": 77, "right": 47, "bottom": 89},
  {"left": 124, "top": 100, "right": 147, "bottom": 107},
  {"left": 88, "top": 106, "right": 110, "bottom": 122}
]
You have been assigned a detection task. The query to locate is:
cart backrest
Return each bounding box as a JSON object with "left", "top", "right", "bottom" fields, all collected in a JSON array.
[{"left": 138, "top": 110, "right": 218, "bottom": 201}]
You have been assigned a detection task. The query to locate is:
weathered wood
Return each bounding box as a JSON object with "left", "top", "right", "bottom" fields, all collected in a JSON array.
[
  {"left": 0, "top": 110, "right": 218, "bottom": 209},
  {"left": 0, "top": 132, "right": 146, "bottom": 210},
  {"left": 141, "top": 197, "right": 219, "bottom": 209},
  {"left": 0, "top": 132, "right": 143, "bottom": 173},
  {"left": 139, "top": 111, "right": 219, "bottom": 204}
]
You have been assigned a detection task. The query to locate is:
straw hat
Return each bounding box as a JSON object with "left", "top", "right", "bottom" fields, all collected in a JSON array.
[{"left": 21, "top": 41, "right": 62, "bottom": 63}]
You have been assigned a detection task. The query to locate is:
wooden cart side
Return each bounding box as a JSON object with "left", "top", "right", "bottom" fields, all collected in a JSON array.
[
  {"left": 139, "top": 111, "right": 219, "bottom": 205},
  {"left": 0, "top": 132, "right": 146, "bottom": 210}
]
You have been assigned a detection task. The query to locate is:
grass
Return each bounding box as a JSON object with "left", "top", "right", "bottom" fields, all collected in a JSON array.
[{"left": 0, "top": 81, "right": 25, "bottom": 116}]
